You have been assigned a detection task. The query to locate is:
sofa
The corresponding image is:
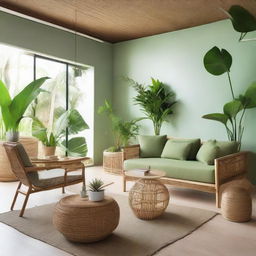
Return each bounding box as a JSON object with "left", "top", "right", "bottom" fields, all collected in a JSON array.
[{"left": 122, "top": 135, "right": 248, "bottom": 208}]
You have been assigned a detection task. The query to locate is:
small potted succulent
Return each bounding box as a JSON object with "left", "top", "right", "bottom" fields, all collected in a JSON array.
[{"left": 88, "top": 178, "right": 105, "bottom": 202}]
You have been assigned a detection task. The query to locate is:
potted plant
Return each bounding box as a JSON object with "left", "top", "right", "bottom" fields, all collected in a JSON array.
[
  {"left": 127, "top": 77, "right": 177, "bottom": 135},
  {"left": 31, "top": 108, "right": 89, "bottom": 157},
  {"left": 88, "top": 178, "right": 105, "bottom": 201},
  {"left": 0, "top": 77, "right": 48, "bottom": 181},
  {"left": 98, "top": 100, "right": 141, "bottom": 174},
  {"left": 0, "top": 77, "right": 49, "bottom": 142}
]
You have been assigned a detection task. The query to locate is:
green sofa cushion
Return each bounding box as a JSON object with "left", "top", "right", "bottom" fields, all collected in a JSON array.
[
  {"left": 169, "top": 138, "right": 201, "bottom": 160},
  {"left": 124, "top": 158, "right": 215, "bottom": 183},
  {"left": 138, "top": 135, "right": 167, "bottom": 158},
  {"left": 161, "top": 140, "right": 192, "bottom": 160},
  {"left": 196, "top": 140, "right": 219, "bottom": 165},
  {"left": 216, "top": 141, "right": 239, "bottom": 157}
]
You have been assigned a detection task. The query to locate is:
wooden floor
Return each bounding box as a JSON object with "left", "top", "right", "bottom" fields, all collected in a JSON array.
[{"left": 0, "top": 166, "right": 255, "bottom": 256}]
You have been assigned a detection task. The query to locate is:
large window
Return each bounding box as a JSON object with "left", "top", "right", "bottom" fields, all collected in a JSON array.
[{"left": 0, "top": 43, "right": 94, "bottom": 159}]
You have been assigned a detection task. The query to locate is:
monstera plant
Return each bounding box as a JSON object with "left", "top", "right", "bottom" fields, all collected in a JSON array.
[
  {"left": 31, "top": 108, "right": 89, "bottom": 156},
  {"left": 0, "top": 77, "right": 49, "bottom": 141},
  {"left": 202, "top": 46, "right": 256, "bottom": 147}
]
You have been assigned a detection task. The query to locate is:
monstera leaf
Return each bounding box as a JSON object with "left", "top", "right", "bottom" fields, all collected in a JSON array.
[
  {"left": 62, "top": 137, "right": 87, "bottom": 157},
  {"left": 228, "top": 5, "right": 256, "bottom": 33},
  {"left": 203, "top": 47, "right": 232, "bottom": 76}
]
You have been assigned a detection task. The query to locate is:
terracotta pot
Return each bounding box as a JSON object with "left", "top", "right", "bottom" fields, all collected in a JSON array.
[{"left": 43, "top": 146, "right": 56, "bottom": 157}]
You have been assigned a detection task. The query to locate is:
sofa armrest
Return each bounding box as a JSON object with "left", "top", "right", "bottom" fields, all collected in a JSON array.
[
  {"left": 215, "top": 151, "right": 248, "bottom": 186},
  {"left": 122, "top": 144, "right": 140, "bottom": 160}
]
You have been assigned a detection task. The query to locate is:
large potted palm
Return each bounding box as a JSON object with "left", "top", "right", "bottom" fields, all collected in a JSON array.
[
  {"left": 98, "top": 100, "right": 141, "bottom": 175},
  {"left": 0, "top": 77, "right": 48, "bottom": 181}
]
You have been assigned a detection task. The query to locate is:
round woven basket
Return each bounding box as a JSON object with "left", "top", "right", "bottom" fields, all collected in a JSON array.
[
  {"left": 221, "top": 186, "right": 252, "bottom": 222},
  {"left": 103, "top": 151, "right": 123, "bottom": 175},
  {"left": 53, "top": 195, "right": 120, "bottom": 243},
  {"left": 129, "top": 178, "right": 169, "bottom": 220},
  {"left": 0, "top": 136, "right": 38, "bottom": 181}
]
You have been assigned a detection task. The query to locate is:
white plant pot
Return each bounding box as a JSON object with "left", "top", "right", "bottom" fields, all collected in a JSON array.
[
  {"left": 6, "top": 131, "right": 19, "bottom": 142},
  {"left": 88, "top": 190, "right": 104, "bottom": 202}
]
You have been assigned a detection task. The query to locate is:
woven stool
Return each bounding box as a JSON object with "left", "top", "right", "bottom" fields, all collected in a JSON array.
[
  {"left": 221, "top": 186, "right": 252, "bottom": 222},
  {"left": 53, "top": 195, "right": 120, "bottom": 243}
]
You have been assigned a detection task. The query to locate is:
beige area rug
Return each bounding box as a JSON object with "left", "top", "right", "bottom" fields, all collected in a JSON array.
[{"left": 0, "top": 194, "right": 217, "bottom": 256}]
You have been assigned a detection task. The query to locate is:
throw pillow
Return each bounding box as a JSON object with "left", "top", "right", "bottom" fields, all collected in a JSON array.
[
  {"left": 215, "top": 141, "right": 239, "bottom": 157},
  {"left": 169, "top": 138, "right": 201, "bottom": 160},
  {"left": 138, "top": 135, "right": 167, "bottom": 158},
  {"left": 196, "top": 140, "right": 219, "bottom": 165},
  {"left": 161, "top": 140, "right": 192, "bottom": 160}
]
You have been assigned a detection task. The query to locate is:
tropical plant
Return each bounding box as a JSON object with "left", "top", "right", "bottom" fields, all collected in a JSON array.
[
  {"left": 202, "top": 46, "right": 256, "bottom": 147},
  {"left": 0, "top": 77, "right": 49, "bottom": 134},
  {"left": 98, "top": 100, "right": 141, "bottom": 152},
  {"left": 31, "top": 108, "right": 89, "bottom": 156},
  {"left": 88, "top": 178, "right": 104, "bottom": 192},
  {"left": 127, "top": 78, "right": 176, "bottom": 135},
  {"left": 223, "top": 5, "right": 256, "bottom": 42}
]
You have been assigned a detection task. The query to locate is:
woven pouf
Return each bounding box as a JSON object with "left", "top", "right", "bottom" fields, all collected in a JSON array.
[
  {"left": 129, "top": 179, "right": 169, "bottom": 220},
  {"left": 221, "top": 186, "right": 252, "bottom": 222},
  {"left": 53, "top": 195, "right": 120, "bottom": 243}
]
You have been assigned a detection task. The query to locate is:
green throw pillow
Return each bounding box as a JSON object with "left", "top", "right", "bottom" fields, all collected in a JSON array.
[
  {"left": 161, "top": 140, "right": 192, "bottom": 160},
  {"left": 169, "top": 138, "right": 201, "bottom": 160},
  {"left": 216, "top": 141, "right": 239, "bottom": 157},
  {"left": 196, "top": 140, "right": 219, "bottom": 165},
  {"left": 138, "top": 135, "right": 167, "bottom": 158}
]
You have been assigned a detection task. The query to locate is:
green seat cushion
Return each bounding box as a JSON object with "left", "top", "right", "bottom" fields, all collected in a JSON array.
[
  {"left": 196, "top": 140, "right": 219, "bottom": 165},
  {"left": 124, "top": 158, "right": 215, "bottom": 183},
  {"left": 161, "top": 140, "right": 192, "bottom": 160},
  {"left": 138, "top": 135, "right": 167, "bottom": 158},
  {"left": 216, "top": 141, "right": 239, "bottom": 157},
  {"left": 169, "top": 138, "right": 201, "bottom": 160}
]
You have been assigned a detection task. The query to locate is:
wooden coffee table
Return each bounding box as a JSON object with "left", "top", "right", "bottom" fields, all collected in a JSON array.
[{"left": 125, "top": 169, "right": 169, "bottom": 220}]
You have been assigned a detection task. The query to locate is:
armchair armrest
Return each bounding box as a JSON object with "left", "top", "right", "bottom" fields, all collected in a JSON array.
[
  {"left": 25, "top": 165, "right": 63, "bottom": 173},
  {"left": 122, "top": 144, "right": 140, "bottom": 160},
  {"left": 215, "top": 151, "right": 248, "bottom": 186}
]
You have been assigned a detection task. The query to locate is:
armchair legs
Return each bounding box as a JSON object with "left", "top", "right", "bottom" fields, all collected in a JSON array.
[
  {"left": 11, "top": 182, "right": 22, "bottom": 211},
  {"left": 19, "top": 187, "right": 32, "bottom": 217}
]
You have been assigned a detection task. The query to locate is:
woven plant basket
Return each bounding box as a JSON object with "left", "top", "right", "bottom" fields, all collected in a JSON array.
[
  {"left": 0, "top": 136, "right": 38, "bottom": 181},
  {"left": 103, "top": 150, "right": 123, "bottom": 175}
]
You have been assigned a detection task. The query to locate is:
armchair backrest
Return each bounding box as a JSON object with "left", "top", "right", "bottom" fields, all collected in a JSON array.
[{"left": 4, "top": 142, "right": 33, "bottom": 187}]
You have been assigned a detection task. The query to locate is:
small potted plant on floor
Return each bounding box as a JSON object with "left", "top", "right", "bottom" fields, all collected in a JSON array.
[
  {"left": 98, "top": 100, "right": 142, "bottom": 175},
  {"left": 88, "top": 178, "right": 105, "bottom": 202}
]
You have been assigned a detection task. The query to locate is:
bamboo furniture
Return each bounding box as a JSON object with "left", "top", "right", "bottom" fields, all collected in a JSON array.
[
  {"left": 4, "top": 142, "right": 87, "bottom": 217},
  {"left": 122, "top": 144, "right": 248, "bottom": 208},
  {"left": 221, "top": 186, "right": 252, "bottom": 222},
  {"left": 0, "top": 136, "right": 38, "bottom": 181},
  {"left": 53, "top": 195, "right": 120, "bottom": 243},
  {"left": 126, "top": 170, "right": 169, "bottom": 220}
]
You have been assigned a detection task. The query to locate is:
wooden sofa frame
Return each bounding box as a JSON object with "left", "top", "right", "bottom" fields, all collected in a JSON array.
[{"left": 122, "top": 144, "right": 248, "bottom": 208}]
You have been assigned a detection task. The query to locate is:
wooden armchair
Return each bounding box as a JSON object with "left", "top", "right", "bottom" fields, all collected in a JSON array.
[{"left": 4, "top": 142, "right": 85, "bottom": 217}]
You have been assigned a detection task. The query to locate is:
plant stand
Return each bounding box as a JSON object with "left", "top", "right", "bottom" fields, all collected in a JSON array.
[
  {"left": 103, "top": 145, "right": 140, "bottom": 175},
  {"left": 0, "top": 136, "right": 38, "bottom": 181}
]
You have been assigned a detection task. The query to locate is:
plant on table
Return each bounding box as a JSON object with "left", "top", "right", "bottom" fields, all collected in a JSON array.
[
  {"left": 88, "top": 178, "right": 105, "bottom": 201},
  {"left": 98, "top": 100, "right": 141, "bottom": 152},
  {"left": 31, "top": 107, "right": 89, "bottom": 156},
  {"left": 127, "top": 77, "right": 176, "bottom": 135},
  {"left": 0, "top": 77, "right": 49, "bottom": 141}
]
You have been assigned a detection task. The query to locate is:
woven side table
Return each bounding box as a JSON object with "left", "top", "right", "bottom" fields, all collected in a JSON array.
[
  {"left": 126, "top": 170, "right": 169, "bottom": 220},
  {"left": 53, "top": 195, "right": 120, "bottom": 243},
  {"left": 221, "top": 186, "right": 252, "bottom": 222}
]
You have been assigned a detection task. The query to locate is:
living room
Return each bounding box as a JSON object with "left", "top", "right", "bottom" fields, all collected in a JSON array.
[{"left": 0, "top": 1, "right": 256, "bottom": 256}]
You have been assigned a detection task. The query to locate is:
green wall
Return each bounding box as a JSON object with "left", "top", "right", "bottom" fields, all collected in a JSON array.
[
  {"left": 113, "top": 20, "right": 256, "bottom": 183},
  {"left": 0, "top": 11, "right": 113, "bottom": 164}
]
